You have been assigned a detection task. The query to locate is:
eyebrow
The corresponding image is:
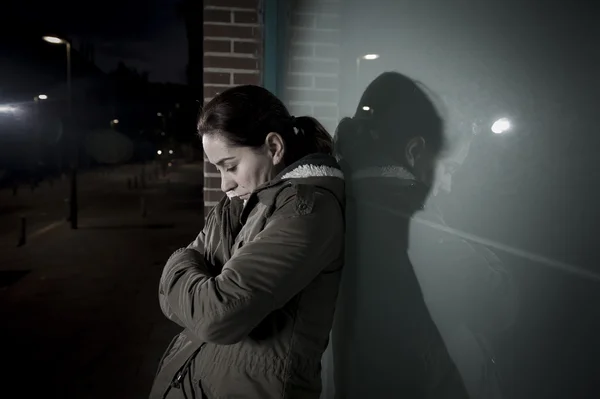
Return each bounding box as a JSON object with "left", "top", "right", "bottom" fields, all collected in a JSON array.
[{"left": 214, "top": 156, "right": 236, "bottom": 166}]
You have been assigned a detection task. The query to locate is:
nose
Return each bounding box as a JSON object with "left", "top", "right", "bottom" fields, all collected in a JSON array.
[{"left": 220, "top": 173, "right": 236, "bottom": 193}]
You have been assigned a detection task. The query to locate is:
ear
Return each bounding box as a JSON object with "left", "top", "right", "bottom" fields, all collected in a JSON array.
[
  {"left": 264, "top": 132, "right": 285, "bottom": 166},
  {"left": 405, "top": 136, "right": 426, "bottom": 168}
]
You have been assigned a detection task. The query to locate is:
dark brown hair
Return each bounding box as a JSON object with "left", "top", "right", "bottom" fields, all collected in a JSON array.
[{"left": 198, "top": 85, "right": 333, "bottom": 165}]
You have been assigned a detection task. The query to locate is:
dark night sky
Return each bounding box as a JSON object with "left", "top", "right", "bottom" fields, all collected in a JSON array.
[{"left": 5, "top": 0, "right": 188, "bottom": 83}]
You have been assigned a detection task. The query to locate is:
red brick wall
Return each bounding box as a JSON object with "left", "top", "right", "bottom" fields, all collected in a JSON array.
[{"left": 203, "top": 0, "right": 263, "bottom": 217}]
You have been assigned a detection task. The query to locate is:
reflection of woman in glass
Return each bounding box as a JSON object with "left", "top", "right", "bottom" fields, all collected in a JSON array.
[
  {"left": 328, "top": 72, "right": 469, "bottom": 398},
  {"left": 414, "top": 127, "right": 519, "bottom": 399}
]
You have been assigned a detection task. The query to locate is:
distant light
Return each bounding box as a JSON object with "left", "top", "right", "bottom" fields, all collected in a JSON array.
[
  {"left": 168, "top": 162, "right": 172, "bottom": 167},
  {"left": 38, "top": 94, "right": 48, "bottom": 100},
  {"left": 160, "top": 132, "right": 166, "bottom": 136},
  {"left": 157, "top": 112, "right": 163, "bottom": 117},
  {"left": 491, "top": 118, "right": 511, "bottom": 134},
  {"left": 0, "top": 105, "right": 17, "bottom": 113},
  {"left": 157, "top": 150, "right": 162, "bottom": 155},
  {"left": 43, "top": 36, "right": 64, "bottom": 44},
  {"left": 362, "top": 106, "right": 370, "bottom": 111},
  {"left": 362, "top": 54, "right": 380, "bottom": 60},
  {"left": 112, "top": 119, "right": 119, "bottom": 124}
]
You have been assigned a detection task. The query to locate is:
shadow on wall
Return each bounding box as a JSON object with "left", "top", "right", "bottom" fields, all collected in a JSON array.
[
  {"left": 323, "top": 71, "right": 468, "bottom": 399},
  {"left": 321, "top": 71, "right": 518, "bottom": 399}
]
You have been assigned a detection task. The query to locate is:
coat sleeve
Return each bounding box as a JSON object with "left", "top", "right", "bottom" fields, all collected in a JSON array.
[
  {"left": 159, "top": 188, "right": 344, "bottom": 345},
  {"left": 158, "top": 211, "right": 214, "bottom": 327}
]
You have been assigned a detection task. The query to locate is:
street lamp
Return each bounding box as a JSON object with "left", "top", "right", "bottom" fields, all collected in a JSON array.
[
  {"left": 356, "top": 53, "right": 380, "bottom": 97},
  {"left": 38, "top": 94, "right": 48, "bottom": 100},
  {"left": 43, "top": 35, "right": 77, "bottom": 228},
  {"left": 43, "top": 36, "right": 71, "bottom": 113}
]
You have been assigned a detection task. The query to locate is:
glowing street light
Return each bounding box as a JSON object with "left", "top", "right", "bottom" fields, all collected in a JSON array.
[
  {"left": 38, "top": 94, "right": 48, "bottom": 100},
  {"left": 169, "top": 150, "right": 173, "bottom": 155},
  {"left": 112, "top": 119, "right": 119, "bottom": 124},
  {"left": 491, "top": 118, "right": 511, "bottom": 134},
  {"left": 356, "top": 54, "right": 381, "bottom": 97},
  {"left": 157, "top": 112, "right": 163, "bottom": 117},
  {"left": 157, "top": 150, "right": 163, "bottom": 155},
  {"left": 361, "top": 54, "right": 380, "bottom": 60},
  {"left": 43, "top": 36, "right": 65, "bottom": 44}
]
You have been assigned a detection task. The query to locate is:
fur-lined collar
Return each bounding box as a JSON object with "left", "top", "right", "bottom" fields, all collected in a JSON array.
[
  {"left": 282, "top": 164, "right": 344, "bottom": 180},
  {"left": 278, "top": 153, "right": 344, "bottom": 181}
]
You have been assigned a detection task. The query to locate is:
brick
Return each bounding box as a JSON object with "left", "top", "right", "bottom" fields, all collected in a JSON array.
[
  {"left": 234, "top": 11, "right": 258, "bottom": 24},
  {"left": 204, "top": 24, "right": 261, "bottom": 39},
  {"left": 290, "top": 44, "right": 314, "bottom": 57},
  {"left": 291, "top": 13, "right": 315, "bottom": 28},
  {"left": 313, "top": 105, "right": 339, "bottom": 119},
  {"left": 204, "top": 72, "right": 231, "bottom": 85},
  {"left": 295, "top": 1, "right": 340, "bottom": 15},
  {"left": 204, "top": 85, "right": 228, "bottom": 98},
  {"left": 204, "top": 56, "right": 259, "bottom": 70},
  {"left": 233, "top": 73, "right": 261, "bottom": 85},
  {"left": 204, "top": 9, "right": 231, "bottom": 23},
  {"left": 319, "top": 118, "right": 339, "bottom": 134},
  {"left": 233, "top": 41, "right": 260, "bottom": 55},
  {"left": 286, "top": 74, "right": 313, "bottom": 88},
  {"left": 314, "top": 44, "right": 340, "bottom": 59},
  {"left": 203, "top": 161, "right": 218, "bottom": 174},
  {"left": 204, "top": 39, "right": 231, "bottom": 53},
  {"left": 205, "top": 0, "right": 258, "bottom": 8},
  {"left": 204, "top": 176, "right": 221, "bottom": 189},
  {"left": 290, "top": 28, "right": 339, "bottom": 45},
  {"left": 289, "top": 59, "right": 339, "bottom": 74},
  {"left": 286, "top": 89, "right": 338, "bottom": 103},
  {"left": 314, "top": 75, "right": 339, "bottom": 90},
  {"left": 205, "top": 189, "right": 225, "bottom": 203},
  {"left": 286, "top": 104, "right": 313, "bottom": 116},
  {"left": 315, "top": 14, "right": 341, "bottom": 30}
]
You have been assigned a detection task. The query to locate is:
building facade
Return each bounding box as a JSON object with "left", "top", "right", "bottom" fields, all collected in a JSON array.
[{"left": 201, "top": 0, "right": 342, "bottom": 217}]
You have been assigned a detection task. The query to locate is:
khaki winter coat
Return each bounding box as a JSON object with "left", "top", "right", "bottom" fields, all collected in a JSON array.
[{"left": 150, "top": 154, "right": 345, "bottom": 399}]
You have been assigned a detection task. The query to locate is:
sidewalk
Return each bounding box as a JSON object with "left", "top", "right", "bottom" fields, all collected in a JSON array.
[
  {"left": 0, "top": 162, "right": 206, "bottom": 398},
  {"left": 0, "top": 162, "right": 164, "bottom": 248}
]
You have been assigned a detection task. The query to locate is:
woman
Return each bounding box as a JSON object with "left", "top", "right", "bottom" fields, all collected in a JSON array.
[
  {"left": 327, "top": 72, "right": 469, "bottom": 398},
  {"left": 149, "top": 85, "right": 346, "bottom": 399}
]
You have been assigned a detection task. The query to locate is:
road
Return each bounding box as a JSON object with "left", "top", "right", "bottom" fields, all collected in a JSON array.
[
  {"left": 0, "top": 163, "right": 161, "bottom": 248},
  {"left": 0, "top": 161, "right": 206, "bottom": 398}
]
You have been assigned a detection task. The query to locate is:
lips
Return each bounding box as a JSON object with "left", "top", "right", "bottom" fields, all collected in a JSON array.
[{"left": 239, "top": 193, "right": 250, "bottom": 200}]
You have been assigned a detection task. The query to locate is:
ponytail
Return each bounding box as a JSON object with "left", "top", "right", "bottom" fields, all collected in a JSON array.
[{"left": 284, "top": 115, "right": 334, "bottom": 164}]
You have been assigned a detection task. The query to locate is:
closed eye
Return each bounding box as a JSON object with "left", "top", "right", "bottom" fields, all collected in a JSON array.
[{"left": 225, "top": 165, "right": 237, "bottom": 173}]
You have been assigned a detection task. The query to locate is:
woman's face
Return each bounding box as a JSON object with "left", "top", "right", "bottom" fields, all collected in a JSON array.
[{"left": 202, "top": 133, "right": 284, "bottom": 200}]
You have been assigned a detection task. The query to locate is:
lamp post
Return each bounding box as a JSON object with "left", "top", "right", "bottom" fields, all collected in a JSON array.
[
  {"left": 355, "top": 53, "right": 380, "bottom": 97},
  {"left": 43, "top": 35, "right": 77, "bottom": 229}
]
